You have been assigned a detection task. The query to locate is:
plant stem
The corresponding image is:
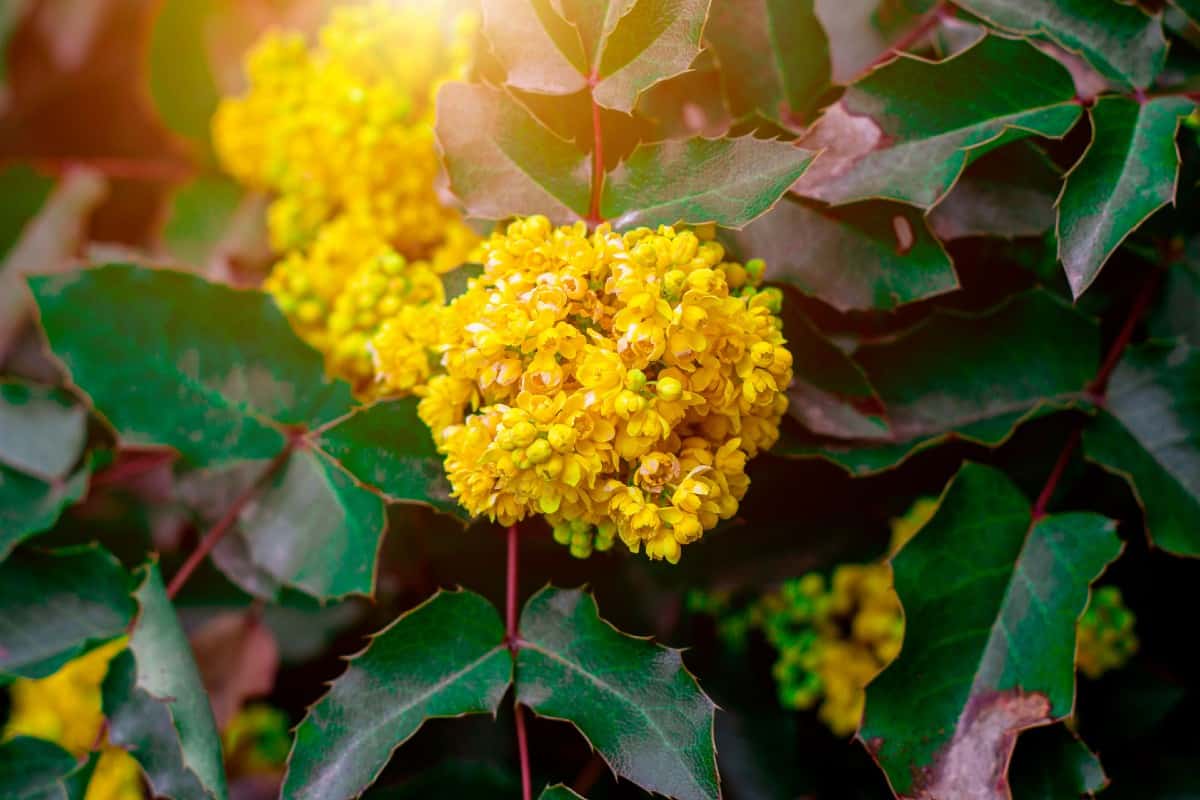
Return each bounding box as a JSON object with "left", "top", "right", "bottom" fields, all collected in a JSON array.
[
  {"left": 1031, "top": 266, "right": 1167, "bottom": 518},
  {"left": 587, "top": 73, "right": 605, "bottom": 227},
  {"left": 165, "top": 443, "right": 293, "bottom": 600},
  {"left": 866, "top": 0, "right": 950, "bottom": 71},
  {"left": 505, "top": 523, "right": 532, "bottom": 800},
  {"left": 89, "top": 449, "right": 176, "bottom": 491}
]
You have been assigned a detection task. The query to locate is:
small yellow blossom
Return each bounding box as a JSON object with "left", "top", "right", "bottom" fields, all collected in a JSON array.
[
  {"left": 1077, "top": 585, "right": 1137, "bottom": 679},
  {"left": 3, "top": 640, "right": 144, "bottom": 800},
  {"left": 397, "top": 217, "right": 793, "bottom": 562}
]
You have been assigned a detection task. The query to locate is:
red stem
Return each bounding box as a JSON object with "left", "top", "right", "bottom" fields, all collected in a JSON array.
[
  {"left": 17, "top": 156, "right": 195, "bottom": 183},
  {"left": 586, "top": 73, "right": 605, "bottom": 226},
  {"left": 165, "top": 444, "right": 293, "bottom": 600},
  {"left": 506, "top": 523, "right": 532, "bottom": 800},
  {"left": 89, "top": 450, "right": 176, "bottom": 491},
  {"left": 1031, "top": 266, "right": 1167, "bottom": 518}
]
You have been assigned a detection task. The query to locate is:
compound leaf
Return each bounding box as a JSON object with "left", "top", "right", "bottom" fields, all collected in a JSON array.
[{"left": 284, "top": 590, "right": 512, "bottom": 800}]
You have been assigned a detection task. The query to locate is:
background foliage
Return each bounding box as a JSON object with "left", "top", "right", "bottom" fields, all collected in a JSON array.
[{"left": 1, "top": 0, "right": 1199, "bottom": 799}]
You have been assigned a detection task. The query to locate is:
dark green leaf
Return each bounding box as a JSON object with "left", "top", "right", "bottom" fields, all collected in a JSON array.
[
  {"left": 780, "top": 290, "right": 1098, "bottom": 474},
  {"left": 954, "top": 0, "right": 1167, "bottom": 88},
  {"left": 437, "top": 83, "right": 591, "bottom": 224},
  {"left": 103, "top": 562, "right": 228, "bottom": 800},
  {"left": 284, "top": 590, "right": 512, "bottom": 800},
  {"left": 1057, "top": 96, "right": 1193, "bottom": 298},
  {"left": 928, "top": 140, "right": 1061, "bottom": 240},
  {"left": 780, "top": 298, "right": 891, "bottom": 440},
  {"left": 317, "top": 398, "right": 462, "bottom": 518},
  {"left": 540, "top": 785, "right": 587, "bottom": 799},
  {"left": 0, "top": 736, "right": 84, "bottom": 800},
  {"left": 1010, "top": 725, "right": 1107, "bottom": 799},
  {"left": 0, "top": 380, "right": 86, "bottom": 480},
  {"left": 799, "top": 35, "right": 1080, "bottom": 209},
  {"left": 861, "top": 463, "right": 1121, "bottom": 797},
  {"left": 1148, "top": 260, "right": 1200, "bottom": 347},
  {"left": 483, "top": 0, "right": 708, "bottom": 112},
  {"left": 30, "top": 264, "right": 354, "bottom": 467},
  {"left": 706, "top": 0, "right": 830, "bottom": 124},
  {"left": 0, "top": 164, "right": 53, "bottom": 261},
  {"left": 734, "top": 196, "right": 956, "bottom": 311},
  {"left": 0, "top": 462, "right": 89, "bottom": 559},
  {"left": 1083, "top": 341, "right": 1200, "bottom": 557},
  {"left": 602, "top": 136, "right": 813, "bottom": 229},
  {"left": 516, "top": 586, "right": 719, "bottom": 800},
  {"left": 0, "top": 545, "right": 134, "bottom": 679}
]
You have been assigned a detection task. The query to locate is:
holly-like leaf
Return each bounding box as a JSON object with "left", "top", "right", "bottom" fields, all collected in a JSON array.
[
  {"left": 30, "top": 264, "right": 354, "bottom": 468},
  {"left": 483, "top": 0, "right": 708, "bottom": 112},
  {"left": 516, "top": 586, "right": 719, "bottom": 800},
  {"left": 782, "top": 290, "right": 1097, "bottom": 474},
  {"left": 540, "top": 785, "right": 587, "bottom": 799},
  {"left": 0, "top": 545, "right": 134, "bottom": 679},
  {"left": 1083, "top": 341, "right": 1200, "bottom": 557},
  {"left": 602, "top": 136, "right": 814, "bottom": 229},
  {"left": 954, "top": 0, "right": 1167, "bottom": 89},
  {"left": 0, "top": 464, "right": 89, "bottom": 560},
  {"left": 732, "top": 195, "right": 956, "bottom": 312},
  {"left": 705, "top": 0, "right": 830, "bottom": 125},
  {"left": 437, "top": 83, "right": 591, "bottom": 224},
  {"left": 103, "top": 562, "right": 228, "bottom": 800},
  {"left": 928, "top": 140, "right": 1061, "bottom": 241},
  {"left": 780, "top": 297, "right": 891, "bottom": 440},
  {"left": 0, "top": 380, "right": 86, "bottom": 481},
  {"left": 284, "top": 590, "right": 512, "bottom": 800},
  {"left": 316, "top": 398, "right": 461, "bottom": 519},
  {"left": 861, "top": 463, "right": 1121, "bottom": 798},
  {"left": 798, "top": 35, "right": 1080, "bottom": 209},
  {"left": 1056, "top": 96, "right": 1193, "bottom": 299},
  {"left": 0, "top": 736, "right": 91, "bottom": 800},
  {"left": 1009, "top": 725, "right": 1107, "bottom": 799}
]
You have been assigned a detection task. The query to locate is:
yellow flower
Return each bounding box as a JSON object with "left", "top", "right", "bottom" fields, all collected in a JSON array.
[
  {"left": 1076, "top": 585, "right": 1137, "bottom": 679},
  {"left": 404, "top": 217, "right": 792, "bottom": 562},
  {"left": 889, "top": 496, "right": 938, "bottom": 554},
  {"left": 3, "top": 639, "right": 144, "bottom": 800}
]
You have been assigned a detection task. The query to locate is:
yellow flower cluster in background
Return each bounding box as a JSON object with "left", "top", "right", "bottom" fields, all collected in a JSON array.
[
  {"left": 398, "top": 217, "right": 792, "bottom": 562},
  {"left": 1077, "top": 585, "right": 1138, "bottom": 679},
  {"left": 3, "top": 640, "right": 143, "bottom": 800},
  {"left": 214, "top": 1, "right": 479, "bottom": 391}
]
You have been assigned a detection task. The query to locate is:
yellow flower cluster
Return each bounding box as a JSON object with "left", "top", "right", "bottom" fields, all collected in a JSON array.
[
  {"left": 3, "top": 640, "right": 143, "bottom": 800},
  {"left": 213, "top": 2, "right": 479, "bottom": 391},
  {"left": 761, "top": 565, "right": 904, "bottom": 736},
  {"left": 1077, "top": 585, "right": 1138, "bottom": 679},
  {"left": 398, "top": 216, "right": 791, "bottom": 562}
]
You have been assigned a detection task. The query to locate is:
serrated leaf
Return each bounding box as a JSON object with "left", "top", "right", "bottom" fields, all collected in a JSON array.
[
  {"left": 0, "top": 736, "right": 88, "bottom": 800},
  {"left": 601, "top": 136, "right": 814, "bottom": 229},
  {"left": 516, "top": 586, "right": 719, "bottom": 800},
  {"left": 316, "top": 398, "right": 462, "bottom": 518},
  {"left": 706, "top": 0, "right": 830, "bottom": 124},
  {"left": 798, "top": 35, "right": 1080, "bottom": 209},
  {"left": 732, "top": 195, "right": 956, "bottom": 311},
  {"left": 929, "top": 140, "right": 1061, "bottom": 240},
  {"left": 1009, "top": 725, "right": 1107, "bottom": 799},
  {"left": 1056, "top": 96, "right": 1192, "bottom": 298},
  {"left": 0, "top": 380, "right": 86, "bottom": 480},
  {"left": 861, "top": 463, "right": 1121, "bottom": 798},
  {"left": 102, "top": 562, "right": 228, "bottom": 800},
  {"left": 540, "top": 785, "right": 587, "bottom": 799},
  {"left": 284, "top": 590, "right": 512, "bottom": 800},
  {"left": 954, "top": 0, "right": 1167, "bottom": 89},
  {"left": 483, "top": 0, "right": 708, "bottom": 112},
  {"left": 1083, "top": 341, "right": 1200, "bottom": 557},
  {"left": 0, "top": 545, "right": 134, "bottom": 679},
  {"left": 437, "top": 83, "right": 591, "bottom": 224},
  {"left": 780, "top": 296, "right": 891, "bottom": 440},
  {"left": 0, "top": 462, "right": 90, "bottom": 559},
  {"left": 779, "top": 290, "right": 1098, "bottom": 474},
  {"left": 30, "top": 264, "right": 354, "bottom": 467}
]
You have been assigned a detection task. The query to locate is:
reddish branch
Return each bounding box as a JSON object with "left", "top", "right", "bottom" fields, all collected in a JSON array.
[
  {"left": 89, "top": 449, "right": 176, "bottom": 491},
  {"left": 506, "top": 523, "right": 533, "bottom": 800},
  {"left": 20, "top": 156, "right": 195, "bottom": 183},
  {"left": 866, "top": 0, "right": 952, "bottom": 71},
  {"left": 587, "top": 73, "right": 606, "bottom": 226},
  {"left": 1030, "top": 266, "right": 1168, "bottom": 518},
  {"left": 165, "top": 442, "right": 295, "bottom": 600}
]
